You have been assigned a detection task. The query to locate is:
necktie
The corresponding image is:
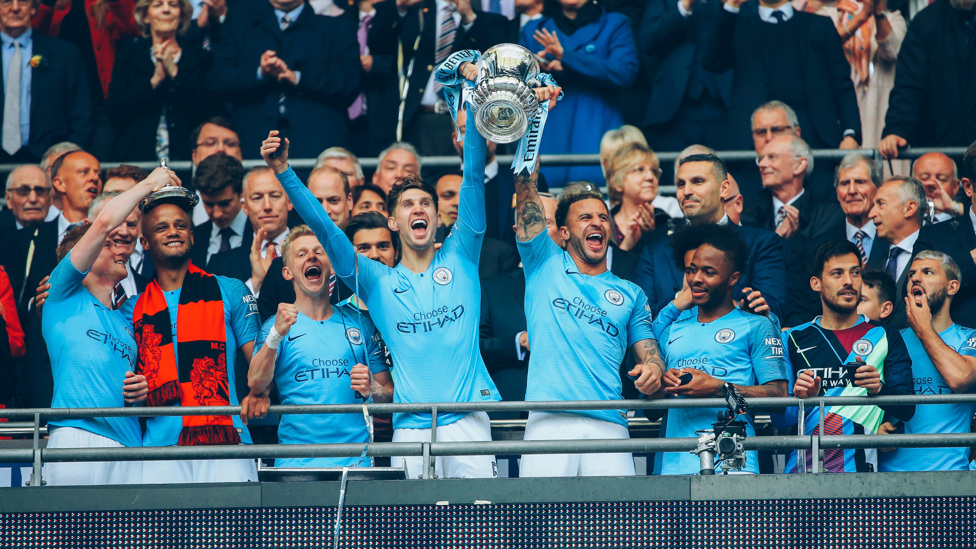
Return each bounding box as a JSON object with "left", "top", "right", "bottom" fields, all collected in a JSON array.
[
  {"left": 279, "top": 14, "right": 292, "bottom": 31},
  {"left": 852, "top": 231, "right": 866, "bottom": 263},
  {"left": 218, "top": 227, "right": 234, "bottom": 253},
  {"left": 771, "top": 10, "right": 786, "bottom": 23},
  {"left": 112, "top": 284, "right": 127, "bottom": 310},
  {"left": 3, "top": 41, "right": 22, "bottom": 156},
  {"left": 266, "top": 241, "right": 278, "bottom": 260},
  {"left": 488, "top": 0, "right": 502, "bottom": 14},
  {"left": 775, "top": 206, "right": 787, "bottom": 228},
  {"left": 329, "top": 273, "right": 337, "bottom": 297},
  {"left": 884, "top": 246, "right": 903, "bottom": 280},
  {"left": 348, "top": 14, "right": 372, "bottom": 120},
  {"left": 277, "top": 14, "right": 292, "bottom": 120},
  {"left": 433, "top": 3, "right": 457, "bottom": 94}
]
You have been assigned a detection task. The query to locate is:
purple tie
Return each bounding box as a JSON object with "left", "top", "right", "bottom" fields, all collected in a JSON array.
[{"left": 348, "top": 14, "right": 372, "bottom": 120}]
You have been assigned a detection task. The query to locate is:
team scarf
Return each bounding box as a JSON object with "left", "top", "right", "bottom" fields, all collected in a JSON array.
[{"left": 133, "top": 263, "right": 240, "bottom": 446}]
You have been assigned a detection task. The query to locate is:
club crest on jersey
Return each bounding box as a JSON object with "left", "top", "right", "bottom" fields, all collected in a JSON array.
[
  {"left": 346, "top": 327, "right": 363, "bottom": 345},
  {"left": 853, "top": 339, "right": 873, "bottom": 356},
  {"left": 715, "top": 328, "right": 736, "bottom": 344},
  {"left": 605, "top": 289, "right": 624, "bottom": 306},
  {"left": 433, "top": 267, "right": 453, "bottom": 285}
]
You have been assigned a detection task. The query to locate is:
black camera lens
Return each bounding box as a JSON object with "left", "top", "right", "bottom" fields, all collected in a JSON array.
[{"left": 718, "top": 435, "right": 738, "bottom": 455}]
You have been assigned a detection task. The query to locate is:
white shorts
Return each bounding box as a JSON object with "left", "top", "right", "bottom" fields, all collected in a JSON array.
[
  {"left": 392, "top": 411, "right": 497, "bottom": 479},
  {"left": 520, "top": 411, "right": 635, "bottom": 477},
  {"left": 44, "top": 426, "right": 143, "bottom": 486},
  {"left": 142, "top": 456, "right": 258, "bottom": 484}
]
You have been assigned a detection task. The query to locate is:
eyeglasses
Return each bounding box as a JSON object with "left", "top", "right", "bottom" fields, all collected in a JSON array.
[
  {"left": 752, "top": 125, "right": 793, "bottom": 139},
  {"left": 8, "top": 185, "right": 51, "bottom": 197}
]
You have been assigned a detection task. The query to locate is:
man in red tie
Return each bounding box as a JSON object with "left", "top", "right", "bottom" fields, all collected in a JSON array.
[{"left": 206, "top": 167, "right": 293, "bottom": 298}]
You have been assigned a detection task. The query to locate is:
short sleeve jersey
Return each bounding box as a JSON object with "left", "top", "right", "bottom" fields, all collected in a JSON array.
[
  {"left": 142, "top": 276, "right": 260, "bottom": 447},
  {"left": 43, "top": 252, "right": 142, "bottom": 448},
  {"left": 517, "top": 231, "right": 655, "bottom": 426},
  {"left": 657, "top": 307, "right": 788, "bottom": 474},
  {"left": 254, "top": 308, "right": 387, "bottom": 468},
  {"left": 880, "top": 325, "right": 976, "bottom": 472}
]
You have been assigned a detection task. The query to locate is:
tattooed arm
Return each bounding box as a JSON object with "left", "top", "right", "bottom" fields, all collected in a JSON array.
[
  {"left": 629, "top": 338, "right": 666, "bottom": 396},
  {"left": 514, "top": 161, "right": 547, "bottom": 242}
]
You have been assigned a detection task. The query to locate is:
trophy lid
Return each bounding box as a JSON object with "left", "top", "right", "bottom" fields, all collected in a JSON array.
[{"left": 139, "top": 185, "right": 198, "bottom": 213}]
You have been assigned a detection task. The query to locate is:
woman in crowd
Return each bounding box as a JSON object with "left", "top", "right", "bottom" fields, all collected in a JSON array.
[
  {"left": 520, "top": 0, "right": 639, "bottom": 188},
  {"left": 107, "top": 0, "right": 214, "bottom": 161},
  {"left": 605, "top": 142, "right": 679, "bottom": 253}
]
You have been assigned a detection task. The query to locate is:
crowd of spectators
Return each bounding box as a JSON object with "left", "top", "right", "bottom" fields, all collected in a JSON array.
[{"left": 0, "top": 0, "right": 975, "bottom": 485}]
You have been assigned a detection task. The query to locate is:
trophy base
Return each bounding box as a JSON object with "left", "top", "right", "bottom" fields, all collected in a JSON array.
[{"left": 470, "top": 77, "right": 540, "bottom": 144}]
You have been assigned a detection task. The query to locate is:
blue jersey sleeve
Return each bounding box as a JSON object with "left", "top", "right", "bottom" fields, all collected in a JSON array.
[
  {"left": 651, "top": 302, "right": 682, "bottom": 342},
  {"left": 47, "top": 251, "right": 87, "bottom": 305},
  {"left": 879, "top": 327, "right": 916, "bottom": 423},
  {"left": 769, "top": 327, "right": 800, "bottom": 430},
  {"left": 276, "top": 167, "right": 386, "bottom": 299},
  {"left": 220, "top": 276, "right": 260, "bottom": 349},
  {"left": 958, "top": 329, "right": 976, "bottom": 358},
  {"left": 626, "top": 288, "right": 655, "bottom": 346},
  {"left": 358, "top": 315, "right": 388, "bottom": 375},
  {"left": 441, "top": 105, "right": 488, "bottom": 263},
  {"left": 253, "top": 316, "right": 275, "bottom": 355},
  {"left": 516, "top": 227, "right": 561, "bottom": 275},
  {"left": 747, "top": 314, "right": 788, "bottom": 385}
]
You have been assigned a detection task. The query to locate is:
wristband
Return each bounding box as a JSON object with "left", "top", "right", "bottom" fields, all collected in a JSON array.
[{"left": 266, "top": 326, "right": 284, "bottom": 350}]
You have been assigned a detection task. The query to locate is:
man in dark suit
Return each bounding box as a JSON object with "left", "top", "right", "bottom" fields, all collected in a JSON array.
[
  {"left": 878, "top": 0, "right": 976, "bottom": 160},
  {"left": 190, "top": 152, "right": 253, "bottom": 267},
  {"left": 208, "top": 0, "right": 363, "bottom": 160},
  {"left": 207, "top": 167, "right": 293, "bottom": 296},
  {"left": 636, "top": 153, "right": 786, "bottom": 319},
  {"left": 868, "top": 176, "right": 926, "bottom": 330},
  {"left": 639, "top": 0, "right": 732, "bottom": 152},
  {"left": 0, "top": 0, "right": 92, "bottom": 163},
  {"left": 2, "top": 164, "right": 50, "bottom": 234},
  {"left": 374, "top": 0, "right": 507, "bottom": 156},
  {"left": 912, "top": 142, "right": 976, "bottom": 328},
  {"left": 702, "top": 0, "right": 861, "bottom": 152}
]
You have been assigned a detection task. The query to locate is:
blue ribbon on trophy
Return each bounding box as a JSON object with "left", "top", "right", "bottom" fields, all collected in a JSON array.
[{"left": 434, "top": 44, "right": 563, "bottom": 176}]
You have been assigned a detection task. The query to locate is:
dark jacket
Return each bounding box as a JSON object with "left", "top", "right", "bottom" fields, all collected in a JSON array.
[{"left": 913, "top": 215, "right": 976, "bottom": 329}]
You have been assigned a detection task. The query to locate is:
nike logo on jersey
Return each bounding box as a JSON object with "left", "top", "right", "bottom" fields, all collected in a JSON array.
[
  {"left": 393, "top": 287, "right": 410, "bottom": 294},
  {"left": 668, "top": 336, "right": 683, "bottom": 345},
  {"left": 796, "top": 346, "right": 817, "bottom": 354},
  {"left": 288, "top": 333, "right": 306, "bottom": 342}
]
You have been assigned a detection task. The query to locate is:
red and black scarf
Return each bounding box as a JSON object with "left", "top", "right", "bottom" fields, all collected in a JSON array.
[{"left": 133, "top": 264, "right": 240, "bottom": 446}]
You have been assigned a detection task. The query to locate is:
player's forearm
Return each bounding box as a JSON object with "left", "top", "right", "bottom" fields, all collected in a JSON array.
[
  {"left": 370, "top": 379, "right": 394, "bottom": 403},
  {"left": 633, "top": 338, "right": 667, "bottom": 377},
  {"left": 247, "top": 347, "right": 277, "bottom": 394},
  {"left": 919, "top": 331, "right": 976, "bottom": 393},
  {"left": 514, "top": 163, "right": 546, "bottom": 241},
  {"left": 732, "top": 380, "right": 787, "bottom": 399},
  {"left": 457, "top": 111, "right": 488, "bottom": 233}
]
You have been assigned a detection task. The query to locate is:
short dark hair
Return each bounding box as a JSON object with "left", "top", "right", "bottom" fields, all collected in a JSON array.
[
  {"left": 50, "top": 149, "right": 87, "bottom": 180},
  {"left": 962, "top": 139, "right": 976, "bottom": 182},
  {"left": 352, "top": 183, "right": 387, "bottom": 206},
  {"left": 670, "top": 223, "right": 736, "bottom": 270},
  {"left": 344, "top": 211, "right": 400, "bottom": 254},
  {"left": 810, "top": 239, "right": 862, "bottom": 278},
  {"left": 190, "top": 117, "right": 236, "bottom": 148},
  {"left": 387, "top": 174, "right": 438, "bottom": 214},
  {"left": 104, "top": 164, "right": 149, "bottom": 183},
  {"left": 677, "top": 153, "right": 728, "bottom": 182},
  {"left": 56, "top": 222, "right": 91, "bottom": 262},
  {"left": 193, "top": 152, "right": 244, "bottom": 195},
  {"left": 555, "top": 185, "right": 606, "bottom": 227},
  {"left": 696, "top": 225, "right": 748, "bottom": 274},
  {"left": 862, "top": 270, "right": 896, "bottom": 305},
  {"left": 434, "top": 168, "right": 464, "bottom": 187}
]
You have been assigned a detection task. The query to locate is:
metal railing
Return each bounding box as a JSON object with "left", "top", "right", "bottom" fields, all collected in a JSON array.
[{"left": 2, "top": 394, "right": 974, "bottom": 486}]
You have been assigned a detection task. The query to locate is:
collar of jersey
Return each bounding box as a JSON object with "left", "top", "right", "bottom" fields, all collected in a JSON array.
[
  {"left": 561, "top": 250, "right": 611, "bottom": 277},
  {"left": 813, "top": 313, "right": 869, "bottom": 329}
]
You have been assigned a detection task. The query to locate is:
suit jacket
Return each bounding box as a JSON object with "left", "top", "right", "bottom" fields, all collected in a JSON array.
[
  {"left": 479, "top": 267, "right": 529, "bottom": 420},
  {"left": 190, "top": 220, "right": 254, "bottom": 269},
  {"left": 881, "top": 0, "right": 976, "bottom": 148},
  {"left": 0, "top": 34, "right": 93, "bottom": 161},
  {"left": 205, "top": 245, "right": 251, "bottom": 282},
  {"left": 3, "top": 220, "right": 58, "bottom": 316},
  {"left": 867, "top": 237, "right": 910, "bottom": 331},
  {"left": 209, "top": 2, "right": 363, "bottom": 159},
  {"left": 913, "top": 215, "right": 976, "bottom": 329},
  {"left": 380, "top": 0, "right": 508, "bottom": 136},
  {"left": 702, "top": 8, "right": 860, "bottom": 149},
  {"left": 639, "top": 0, "right": 732, "bottom": 127},
  {"left": 107, "top": 36, "right": 215, "bottom": 161},
  {"left": 742, "top": 189, "right": 846, "bottom": 246},
  {"left": 635, "top": 221, "right": 787, "bottom": 319}
]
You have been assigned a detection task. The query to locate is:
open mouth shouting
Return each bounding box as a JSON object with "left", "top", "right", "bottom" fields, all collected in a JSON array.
[
  {"left": 584, "top": 230, "right": 605, "bottom": 252},
  {"left": 410, "top": 218, "right": 429, "bottom": 240},
  {"left": 910, "top": 283, "right": 926, "bottom": 306},
  {"left": 304, "top": 264, "right": 323, "bottom": 284}
]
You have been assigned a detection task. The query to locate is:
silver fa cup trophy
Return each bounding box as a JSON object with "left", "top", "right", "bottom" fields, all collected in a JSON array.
[{"left": 468, "top": 43, "right": 542, "bottom": 144}]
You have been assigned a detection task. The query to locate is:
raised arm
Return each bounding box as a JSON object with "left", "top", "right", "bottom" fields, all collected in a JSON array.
[
  {"left": 72, "top": 168, "right": 180, "bottom": 273},
  {"left": 514, "top": 161, "right": 546, "bottom": 242}
]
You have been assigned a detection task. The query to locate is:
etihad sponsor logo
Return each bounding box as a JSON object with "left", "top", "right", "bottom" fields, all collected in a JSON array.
[
  {"left": 295, "top": 359, "right": 351, "bottom": 382},
  {"left": 86, "top": 329, "right": 135, "bottom": 362},
  {"left": 715, "top": 329, "right": 735, "bottom": 344},
  {"left": 397, "top": 305, "right": 465, "bottom": 334},
  {"left": 674, "top": 358, "right": 728, "bottom": 378},
  {"left": 552, "top": 297, "right": 618, "bottom": 337}
]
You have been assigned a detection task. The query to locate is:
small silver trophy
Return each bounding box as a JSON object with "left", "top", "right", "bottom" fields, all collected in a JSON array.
[
  {"left": 139, "top": 159, "right": 198, "bottom": 212},
  {"left": 468, "top": 43, "right": 542, "bottom": 144}
]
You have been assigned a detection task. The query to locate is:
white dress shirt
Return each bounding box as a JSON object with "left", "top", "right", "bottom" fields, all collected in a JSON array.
[
  {"left": 889, "top": 229, "right": 920, "bottom": 282},
  {"left": 845, "top": 219, "right": 877, "bottom": 260}
]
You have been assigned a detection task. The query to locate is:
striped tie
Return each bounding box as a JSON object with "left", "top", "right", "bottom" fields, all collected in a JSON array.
[
  {"left": 329, "top": 273, "right": 337, "bottom": 297},
  {"left": 775, "top": 206, "right": 787, "bottom": 228},
  {"left": 278, "top": 15, "right": 292, "bottom": 120},
  {"left": 112, "top": 284, "right": 127, "bottom": 310},
  {"left": 433, "top": 3, "right": 457, "bottom": 94},
  {"left": 852, "top": 230, "right": 866, "bottom": 263}
]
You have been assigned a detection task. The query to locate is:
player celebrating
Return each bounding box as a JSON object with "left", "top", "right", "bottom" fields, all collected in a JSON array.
[
  {"left": 654, "top": 226, "right": 789, "bottom": 475},
  {"left": 245, "top": 226, "right": 393, "bottom": 468},
  {"left": 880, "top": 251, "right": 976, "bottom": 471},
  {"left": 771, "top": 240, "right": 915, "bottom": 473},
  {"left": 43, "top": 167, "right": 178, "bottom": 485}
]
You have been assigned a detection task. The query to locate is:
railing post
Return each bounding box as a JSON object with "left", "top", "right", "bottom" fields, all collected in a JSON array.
[
  {"left": 812, "top": 400, "right": 826, "bottom": 474},
  {"left": 28, "top": 412, "right": 44, "bottom": 487},
  {"left": 425, "top": 406, "right": 438, "bottom": 479},
  {"left": 797, "top": 399, "right": 806, "bottom": 474}
]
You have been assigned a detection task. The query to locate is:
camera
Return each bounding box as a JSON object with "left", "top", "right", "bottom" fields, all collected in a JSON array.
[{"left": 692, "top": 383, "right": 749, "bottom": 475}]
